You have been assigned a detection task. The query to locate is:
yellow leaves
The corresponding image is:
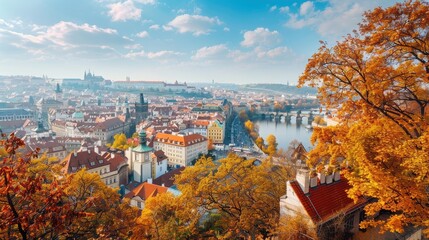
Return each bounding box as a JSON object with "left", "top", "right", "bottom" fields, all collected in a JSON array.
[
  {"left": 110, "top": 133, "right": 130, "bottom": 150},
  {"left": 174, "top": 153, "right": 291, "bottom": 238},
  {"left": 300, "top": 1, "right": 429, "bottom": 235}
]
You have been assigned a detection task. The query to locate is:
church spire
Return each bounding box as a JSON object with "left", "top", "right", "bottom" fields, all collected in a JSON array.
[
  {"left": 140, "top": 93, "right": 144, "bottom": 104},
  {"left": 139, "top": 130, "right": 147, "bottom": 147}
]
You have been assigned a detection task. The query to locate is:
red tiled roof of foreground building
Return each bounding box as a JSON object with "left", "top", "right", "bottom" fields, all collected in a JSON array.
[
  {"left": 290, "top": 178, "right": 368, "bottom": 223},
  {"left": 124, "top": 182, "right": 168, "bottom": 200}
]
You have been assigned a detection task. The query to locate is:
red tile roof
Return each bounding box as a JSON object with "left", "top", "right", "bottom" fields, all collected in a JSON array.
[
  {"left": 290, "top": 178, "right": 367, "bottom": 223},
  {"left": 63, "top": 149, "right": 127, "bottom": 173},
  {"left": 155, "top": 133, "right": 206, "bottom": 147},
  {"left": 124, "top": 182, "right": 168, "bottom": 200},
  {"left": 152, "top": 150, "right": 168, "bottom": 163}
]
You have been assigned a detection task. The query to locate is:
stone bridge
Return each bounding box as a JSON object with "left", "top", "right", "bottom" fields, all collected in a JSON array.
[{"left": 257, "top": 110, "right": 317, "bottom": 124}]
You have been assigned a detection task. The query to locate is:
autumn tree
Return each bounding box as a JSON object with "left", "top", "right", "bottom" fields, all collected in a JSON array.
[
  {"left": 63, "top": 170, "right": 139, "bottom": 239},
  {"left": 0, "top": 133, "right": 138, "bottom": 239},
  {"left": 109, "top": 133, "right": 130, "bottom": 150},
  {"left": 134, "top": 192, "right": 199, "bottom": 240},
  {"left": 255, "top": 136, "right": 265, "bottom": 150},
  {"left": 0, "top": 133, "right": 72, "bottom": 240},
  {"left": 276, "top": 214, "right": 318, "bottom": 240},
  {"left": 244, "top": 120, "right": 259, "bottom": 140},
  {"left": 265, "top": 134, "right": 278, "bottom": 156},
  {"left": 175, "top": 154, "right": 290, "bottom": 239},
  {"left": 299, "top": 0, "right": 429, "bottom": 235}
]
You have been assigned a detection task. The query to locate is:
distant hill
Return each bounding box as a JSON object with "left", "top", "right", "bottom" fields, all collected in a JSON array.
[{"left": 240, "top": 84, "right": 317, "bottom": 95}]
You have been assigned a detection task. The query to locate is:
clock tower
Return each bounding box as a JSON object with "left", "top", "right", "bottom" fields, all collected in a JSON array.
[{"left": 126, "top": 130, "right": 153, "bottom": 182}]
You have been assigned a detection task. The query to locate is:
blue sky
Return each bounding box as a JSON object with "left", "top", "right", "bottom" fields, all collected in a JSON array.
[{"left": 0, "top": 0, "right": 400, "bottom": 84}]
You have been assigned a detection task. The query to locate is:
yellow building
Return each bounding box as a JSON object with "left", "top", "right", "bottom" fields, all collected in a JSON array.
[{"left": 207, "top": 119, "right": 225, "bottom": 144}]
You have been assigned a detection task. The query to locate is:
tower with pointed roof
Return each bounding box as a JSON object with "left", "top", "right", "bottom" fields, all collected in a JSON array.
[
  {"left": 125, "top": 130, "right": 153, "bottom": 182},
  {"left": 135, "top": 93, "right": 148, "bottom": 123}
]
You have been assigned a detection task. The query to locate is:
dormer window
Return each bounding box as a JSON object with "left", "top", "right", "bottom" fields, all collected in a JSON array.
[
  {"left": 99, "top": 160, "right": 104, "bottom": 164},
  {"left": 90, "top": 162, "right": 95, "bottom": 166}
]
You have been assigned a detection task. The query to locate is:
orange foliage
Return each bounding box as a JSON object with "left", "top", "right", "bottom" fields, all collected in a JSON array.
[{"left": 299, "top": 0, "right": 429, "bottom": 235}]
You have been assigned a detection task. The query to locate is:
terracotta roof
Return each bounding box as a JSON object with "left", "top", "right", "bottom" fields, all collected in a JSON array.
[
  {"left": 152, "top": 150, "right": 168, "bottom": 163},
  {"left": 191, "top": 120, "right": 210, "bottom": 127},
  {"left": 290, "top": 178, "right": 367, "bottom": 223},
  {"left": 63, "top": 149, "right": 127, "bottom": 173},
  {"left": 153, "top": 167, "right": 185, "bottom": 187},
  {"left": 124, "top": 182, "right": 168, "bottom": 200},
  {"left": 155, "top": 132, "right": 207, "bottom": 147},
  {"left": 95, "top": 117, "right": 124, "bottom": 130}
]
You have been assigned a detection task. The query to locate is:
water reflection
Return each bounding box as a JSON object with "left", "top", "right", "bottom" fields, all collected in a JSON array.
[{"left": 255, "top": 118, "right": 313, "bottom": 151}]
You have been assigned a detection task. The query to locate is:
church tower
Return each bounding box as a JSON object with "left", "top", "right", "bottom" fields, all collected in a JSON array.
[
  {"left": 135, "top": 93, "right": 148, "bottom": 123},
  {"left": 125, "top": 130, "right": 153, "bottom": 182}
]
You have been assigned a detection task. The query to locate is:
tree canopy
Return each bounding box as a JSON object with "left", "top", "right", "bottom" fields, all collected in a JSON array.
[
  {"left": 299, "top": 0, "right": 429, "bottom": 235},
  {"left": 0, "top": 133, "right": 138, "bottom": 239},
  {"left": 135, "top": 154, "right": 291, "bottom": 239}
]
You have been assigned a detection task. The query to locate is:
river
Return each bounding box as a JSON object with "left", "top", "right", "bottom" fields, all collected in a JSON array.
[{"left": 255, "top": 117, "right": 314, "bottom": 151}]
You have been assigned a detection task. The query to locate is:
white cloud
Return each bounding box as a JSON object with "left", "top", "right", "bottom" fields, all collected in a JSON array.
[
  {"left": 108, "top": 0, "right": 141, "bottom": 22},
  {"left": 241, "top": 28, "right": 280, "bottom": 47},
  {"left": 136, "top": 30, "right": 149, "bottom": 38},
  {"left": 300, "top": 1, "right": 315, "bottom": 15},
  {"left": 223, "top": 27, "right": 230, "bottom": 32},
  {"left": 192, "top": 44, "right": 227, "bottom": 60},
  {"left": 167, "top": 14, "right": 222, "bottom": 36},
  {"left": 279, "top": 6, "right": 290, "bottom": 13},
  {"left": 125, "top": 43, "right": 143, "bottom": 50},
  {"left": 0, "top": 19, "right": 14, "bottom": 28},
  {"left": 0, "top": 21, "right": 125, "bottom": 59},
  {"left": 270, "top": 5, "right": 277, "bottom": 12},
  {"left": 134, "top": 0, "right": 155, "bottom": 4},
  {"left": 285, "top": 0, "right": 394, "bottom": 38},
  {"left": 122, "top": 36, "right": 134, "bottom": 41},
  {"left": 256, "top": 46, "right": 288, "bottom": 58},
  {"left": 125, "top": 50, "right": 145, "bottom": 58},
  {"left": 228, "top": 50, "right": 252, "bottom": 62},
  {"left": 124, "top": 49, "right": 182, "bottom": 60},
  {"left": 147, "top": 50, "right": 181, "bottom": 59},
  {"left": 44, "top": 21, "right": 118, "bottom": 47},
  {"left": 149, "top": 24, "right": 160, "bottom": 30}
]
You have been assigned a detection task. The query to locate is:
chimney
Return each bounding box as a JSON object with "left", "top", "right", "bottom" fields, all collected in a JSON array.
[
  {"left": 296, "top": 169, "right": 310, "bottom": 194},
  {"left": 334, "top": 171, "right": 341, "bottom": 181},
  {"left": 94, "top": 146, "right": 99, "bottom": 154},
  {"left": 111, "top": 153, "right": 115, "bottom": 159},
  {"left": 147, "top": 178, "right": 152, "bottom": 184},
  {"left": 318, "top": 172, "right": 326, "bottom": 184},
  {"left": 161, "top": 183, "right": 165, "bottom": 187},
  {"left": 73, "top": 151, "right": 77, "bottom": 157},
  {"left": 88, "top": 149, "right": 91, "bottom": 154}
]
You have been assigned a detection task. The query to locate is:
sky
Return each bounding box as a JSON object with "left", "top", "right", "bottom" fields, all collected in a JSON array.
[{"left": 0, "top": 0, "right": 401, "bottom": 84}]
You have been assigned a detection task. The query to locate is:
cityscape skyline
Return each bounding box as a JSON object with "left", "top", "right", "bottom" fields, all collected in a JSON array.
[{"left": 0, "top": 0, "right": 400, "bottom": 84}]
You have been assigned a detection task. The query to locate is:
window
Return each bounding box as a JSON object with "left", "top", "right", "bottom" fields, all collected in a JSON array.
[
  {"left": 345, "top": 214, "right": 354, "bottom": 232},
  {"left": 137, "top": 201, "right": 142, "bottom": 209}
]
